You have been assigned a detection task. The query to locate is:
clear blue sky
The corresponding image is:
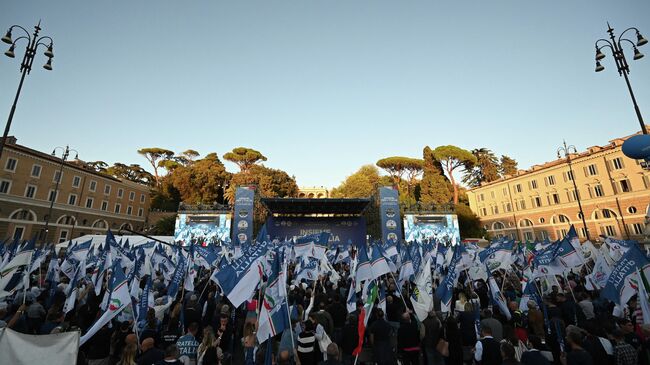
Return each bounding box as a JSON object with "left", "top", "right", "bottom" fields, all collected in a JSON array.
[{"left": 2, "top": 1, "right": 649, "bottom": 188}]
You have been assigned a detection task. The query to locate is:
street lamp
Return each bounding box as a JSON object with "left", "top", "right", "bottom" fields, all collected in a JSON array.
[
  {"left": 0, "top": 21, "right": 55, "bottom": 160},
  {"left": 43, "top": 145, "right": 78, "bottom": 243},
  {"left": 594, "top": 23, "right": 648, "bottom": 135},
  {"left": 557, "top": 141, "right": 590, "bottom": 241}
]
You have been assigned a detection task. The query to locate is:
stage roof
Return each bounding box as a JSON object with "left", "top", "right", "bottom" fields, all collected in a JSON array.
[{"left": 261, "top": 198, "right": 371, "bottom": 216}]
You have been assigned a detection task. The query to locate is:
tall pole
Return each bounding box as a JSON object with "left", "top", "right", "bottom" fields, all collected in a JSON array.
[
  {"left": 595, "top": 24, "right": 648, "bottom": 135},
  {"left": 607, "top": 24, "right": 648, "bottom": 135},
  {"left": 621, "top": 71, "right": 647, "bottom": 135},
  {"left": 43, "top": 146, "right": 70, "bottom": 244},
  {"left": 0, "top": 22, "right": 54, "bottom": 160},
  {"left": 559, "top": 141, "right": 590, "bottom": 241},
  {"left": 0, "top": 69, "right": 28, "bottom": 159}
]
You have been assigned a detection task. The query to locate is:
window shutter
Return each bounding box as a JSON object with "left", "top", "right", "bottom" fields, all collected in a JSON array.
[
  {"left": 587, "top": 187, "right": 593, "bottom": 199},
  {"left": 594, "top": 165, "right": 598, "bottom": 175},
  {"left": 583, "top": 166, "right": 589, "bottom": 177},
  {"left": 612, "top": 182, "right": 618, "bottom": 194},
  {"left": 544, "top": 177, "right": 548, "bottom": 186},
  {"left": 562, "top": 172, "right": 567, "bottom": 182},
  {"left": 620, "top": 159, "right": 625, "bottom": 169},
  {"left": 607, "top": 160, "right": 612, "bottom": 171}
]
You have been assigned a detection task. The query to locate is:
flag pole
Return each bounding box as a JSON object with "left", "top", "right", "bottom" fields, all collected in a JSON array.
[
  {"left": 562, "top": 272, "right": 578, "bottom": 324},
  {"left": 197, "top": 267, "right": 214, "bottom": 303},
  {"left": 130, "top": 301, "right": 141, "bottom": 351},
  {"left": 283, "top": 280, "right": 298, "bottom": 362},
  {"left": 388, "top": 271, "right": 411, "bottom": 317},
  {"left": 22, "top": 250, "right": 33, "bottom": 305}
]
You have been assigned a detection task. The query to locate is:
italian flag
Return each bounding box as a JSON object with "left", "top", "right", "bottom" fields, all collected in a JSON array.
[
  {"left": 353, "top": 280, "right": 378, "bottom": 356},
  {"left": 80, "top": 262, "right": 131, "bottom": 346}
]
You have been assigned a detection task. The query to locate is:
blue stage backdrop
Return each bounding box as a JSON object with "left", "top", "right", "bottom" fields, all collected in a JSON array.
[
  {"left": 232, "top": 186, "right": 255, "bottom": 245},
  {"left": 379, "top": 186, "right": 403, "bottom": 244},
  {"left": 266, "top": 216, "right": 366, "bottom": 246}
]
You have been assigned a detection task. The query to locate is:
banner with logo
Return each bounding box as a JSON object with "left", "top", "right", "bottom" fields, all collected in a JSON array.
[
  {"left": 232, "top": 186, "right": 255, "bottom": 246},
  {"left": 379, "top": 186, "right": 403, "bottom": 244},
  {"left": 266, "top": 216, "right": 366, "bottom": 246}
]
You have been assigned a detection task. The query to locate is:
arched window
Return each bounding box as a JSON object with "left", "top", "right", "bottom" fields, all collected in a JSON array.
[
  {"left": 492, "top": 221, "right": 506, "bottom": 230},
  {"left": 9, "top": 209, "right": 36, "bottom": 221},
  {"left": 519, "top": 219, "right": 534, "bottom": 227},
  {"left": 119, "top": 222, "right": 133, "bottom": 231},
  {"left": 601, "top": 209, "right": 616, "bottom": 219},
  {"left": 92, "top": 219, "right": 108, "bottom": 229},
  {"left": 57, "top": 215, "right": 76, "bottom": 225},
  {"left": 552, "top": 214, "right": 570, "bottom": 224},
  {"left": 594, "top": 209, "right": 617, "bottom": 220}
]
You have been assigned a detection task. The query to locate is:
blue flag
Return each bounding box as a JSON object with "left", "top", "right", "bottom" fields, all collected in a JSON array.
[
  {"left": 601, "top": 244, "right": 650, "bottom": 306},
  {"left": 167, "top": 252, "right": 187, "bottom": 299},
  {"left": 434, "top": 245, "right": 462, "bottom": 310}
]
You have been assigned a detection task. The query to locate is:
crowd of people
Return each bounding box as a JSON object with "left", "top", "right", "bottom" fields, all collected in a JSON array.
[{"left": 1, "top": 250, "right": 649, "bottom": 365}]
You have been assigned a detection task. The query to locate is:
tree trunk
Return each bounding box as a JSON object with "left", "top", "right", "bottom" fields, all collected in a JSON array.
[{"left": 448, "top": 166, "right": 458, "bottom": 205}]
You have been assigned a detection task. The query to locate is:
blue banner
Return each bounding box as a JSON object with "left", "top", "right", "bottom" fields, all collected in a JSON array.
[
  {"left": 266, "top": 216, "right": 366, "bottom": 246},
  {"left": 379, "top": 186, "right": 403, "bottom": 244},
  {"left": 232, "top": 186, "right": 255, "bottom": 246}
]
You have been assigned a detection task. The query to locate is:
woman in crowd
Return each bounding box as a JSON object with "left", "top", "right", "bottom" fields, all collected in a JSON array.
[
  {"left": 444, "top": 316, "right": 464, "bottom": 365},
  {"left": 197, "top": 326, "right": 221, "bottom": 365}
]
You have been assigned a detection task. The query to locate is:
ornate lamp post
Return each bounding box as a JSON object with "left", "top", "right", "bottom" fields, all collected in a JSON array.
[
  {"left": 0, "top": 21, "right": 55, "bottom": 160},
  {"left": 558, "top": 141, "right": 590, "bottom": 241},
  {"left": 594, "top": 23, "right": 648, "bottom": 134},
  {"left": 43, "top": 145, "right": 78, "bottom": 243}
]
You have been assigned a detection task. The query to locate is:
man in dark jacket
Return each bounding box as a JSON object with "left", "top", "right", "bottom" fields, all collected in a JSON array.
[
  {"left": 422, "top": 311, "right": 443, "bottom": 365},
  {"left": 137, "top": 338, "right": 164, "bottom": 365},
  {"left": 397, "top": 312, "right": 421, "bottom": 365},
  {"left": 473, "top": 325, "right": 502, "bottom": 365}
]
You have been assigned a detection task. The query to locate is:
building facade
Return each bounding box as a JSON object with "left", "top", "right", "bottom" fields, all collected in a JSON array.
[
  {"left": 467, "top": 132, "right": 650, "bottom": 242},
  {"left": 298, "top": 186, "right": 330, "bottom": 198},
  {"left": 0, "top": 137, "right": 151, "bottom": 243}
]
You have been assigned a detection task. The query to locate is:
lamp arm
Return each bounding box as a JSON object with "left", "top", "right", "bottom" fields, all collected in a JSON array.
[
  {"left": 8, "top": 25, "right": 31, "bottom": 38},
  {"left": 618, "top": 38, "right": 637, "bottom": 49},
  {"left": 618, "top": 27, "right": 640, "bottom": 43},
  {"left": 595, "top": 39, "right": 614, "bottom": 51},
  {"left": 9, "top": 36, "right": 30, "bottom": 46},
  {"left": 36, "top": 36, "right": 53, "bottom": 44}
]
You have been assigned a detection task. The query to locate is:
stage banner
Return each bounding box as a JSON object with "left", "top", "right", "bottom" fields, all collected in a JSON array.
[
  {"left": 232, "top": 186, "right": 255, "bottom": 246},
  {"left": 379, "top": 186, "right": 403, "bottom": 244},
  {"left": 266, "top": 216, "right": 366, "bottom": 247}
]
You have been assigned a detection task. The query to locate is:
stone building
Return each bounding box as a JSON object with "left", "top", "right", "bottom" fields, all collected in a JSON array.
[
  {"left": 0, "top": 137, "right": 151, "bottom": 243},
  {"left": 467, "top": 130, "right": 650, "bottom": 242},
  {"left": 297, "top": 186, "right": 330, "bottom": 198}
]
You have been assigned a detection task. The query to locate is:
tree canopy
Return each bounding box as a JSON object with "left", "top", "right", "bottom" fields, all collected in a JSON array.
[
  {"left": 462, "top": 148, "right": 500, "bottom": 188},
  {"left": 499, "top": 155, "right": 519, "bottom": 176},
  {"left": 376, "top": 157, "right": 423, "bottom": 186},
  {"left": 420, "top": 146, "right": 452, "bottom": 206},
  {"left": 167, "top": 153, "right": 230, "bottom": 204},
  {"left": 432, "top": 145, "right": 477, "bottom": 205},
  {"left": 331, "top": 165, "right": 381, "bottom": 198},
  {"left": 106, "top": 163, "right": 155, "bottom": 186},
  {"left": 137, "top": 147, "right": 174, "bottom": 186},
  {"left": 223, "top": 147, "right": 267, "bottom": 173},
  {"left": 225, "top": 164, "right": 298, "bottom": 203}
]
